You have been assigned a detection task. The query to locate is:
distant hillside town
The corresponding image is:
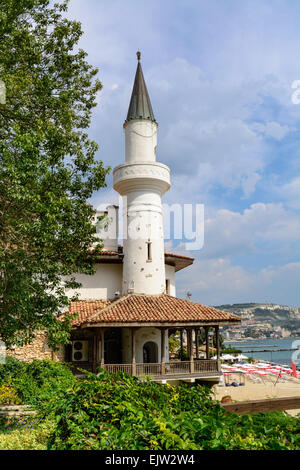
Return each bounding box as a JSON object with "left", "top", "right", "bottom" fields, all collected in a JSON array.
[{"left": 215, "top": 303, "right": 300, "bottom": 341}]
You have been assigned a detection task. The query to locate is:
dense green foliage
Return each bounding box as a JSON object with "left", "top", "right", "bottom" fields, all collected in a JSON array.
[
  {"left": 0, "top": 360, "right": 299, "bottom": 450},
  {"left": 0, "top": 357, "right": 75, "bottom": 405},
  {"left": 0, "top": 0, "right": 109, "bottom": 348},
  {"left": 45, "top": 369, "right": 300, "bottom": 450}
]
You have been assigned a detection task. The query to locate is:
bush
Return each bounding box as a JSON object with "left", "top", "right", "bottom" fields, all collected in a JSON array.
[
  {"left": 0, "top": 418, "right": 55, "bottom": 450},
  {"left": 0, "top": 358, "right": 75, "bottom": 406},
  {"left": 221, "top": 348, "right": 242, "bottom": 354},
  {"left": 0, "top": 357, "right": 26, "bottom": 383},
  {"left": 46, "top": 369, "right": 300, "bottom": 450},
  {"left": 0, "top": 384, "right": 22, "bottom": 405},
  {"left": 177, "top": 347, "right": 189, "bottom": 361},
  {"left": 0, "top": 362, "right": 299, "bottom": 450}
]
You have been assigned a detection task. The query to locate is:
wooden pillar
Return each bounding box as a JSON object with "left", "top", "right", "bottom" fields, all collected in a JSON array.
[
  {"left": 92, "top": 332, "right": 97, "bottom": 373},
  {"left": 195, "top": 328, "right": 199, "bottom": 360},
  {"left": 100, "top": 328, "right": 105, "bottom": 367},
  {"left": 215, "top": 325, "right": 221, "bottom": 371},
  {"left": 180, "top": 329, "right": 183, "bottom": 357},
  {"left": 131, "top": 328, "right": 136, "bottom": 376},
  {"left": 187, "top": 329, "right": 194, "bottom": 373},
  {"left": 215, "top": 325, "right": 220, "bottom": 359},
  {"left": 205, "top": 327, "right": 210, "bottom": 360},
  {"left": 161, "top": 328, "right": 167, "bottom": 375}
]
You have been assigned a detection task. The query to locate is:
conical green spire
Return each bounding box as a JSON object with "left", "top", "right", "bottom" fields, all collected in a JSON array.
[{"left": 125, "top": 51, "right": 156, "bottom": 123}]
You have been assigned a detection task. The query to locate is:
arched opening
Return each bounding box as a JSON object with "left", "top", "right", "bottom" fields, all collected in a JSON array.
[{"left": 143, "top": 341, "right": 158, "bottom": 363}]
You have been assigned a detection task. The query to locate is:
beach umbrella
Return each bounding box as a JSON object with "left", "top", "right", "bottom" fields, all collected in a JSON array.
[
  {"left": 221, "top": 354, "right": 235, "bottom": 361},
  {"left": 237, "top": 354, "right": 248, "bottom": 361}
]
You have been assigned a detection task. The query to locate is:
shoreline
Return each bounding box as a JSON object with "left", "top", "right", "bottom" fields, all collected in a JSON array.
[{"left": 223, "top": 337, "right": 300, "bottom": 366}]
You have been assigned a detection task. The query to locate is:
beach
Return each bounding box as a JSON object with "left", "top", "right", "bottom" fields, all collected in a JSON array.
[{"left": 214, "top": 374, "right": 300, "bottom": 417}]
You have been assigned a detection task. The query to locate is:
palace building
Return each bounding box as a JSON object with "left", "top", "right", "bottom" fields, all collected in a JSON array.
[{"left": 9, "top": 53, "right": 240, "bottom": 383}]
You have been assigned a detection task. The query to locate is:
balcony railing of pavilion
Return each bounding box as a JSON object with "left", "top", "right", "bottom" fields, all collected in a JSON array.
[{"left": 103, "top": 359, "right": 220, "bottom": 378}]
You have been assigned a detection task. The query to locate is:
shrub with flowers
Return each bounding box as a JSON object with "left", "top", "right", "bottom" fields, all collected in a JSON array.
[{"left": 0, "top": 384, "right": 22, "bottom": 406}]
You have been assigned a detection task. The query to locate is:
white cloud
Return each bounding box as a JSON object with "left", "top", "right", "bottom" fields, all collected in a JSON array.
[
  {"left": 281, "top": 177, "right": 300, "bottom": 210},
  {"left": 251, "top": 121, "right": 292, "bottom": 141},
  {"left": 177, "top": 257, "right": 300, "bottom": 306},
  {"left": 198, "top": 202, "right": 300, "bottom": 259},
  {"left": 176, "top": 257, "right": 252, "bottom": 304},
  {"left": 160, "top": 116, "right": 264, "bottom": 195},
  {"left": 170, "top": 201, "right": 300, "bottom": 305}
]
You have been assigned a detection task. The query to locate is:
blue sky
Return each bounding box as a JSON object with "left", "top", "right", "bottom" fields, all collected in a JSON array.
[{"left": 67, "top": 0, "right": 300, "bottom": 306}]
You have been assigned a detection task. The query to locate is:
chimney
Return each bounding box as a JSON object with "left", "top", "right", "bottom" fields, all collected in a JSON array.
[{"left": 95, "top": 205, "right": 119, "bottom": 252}]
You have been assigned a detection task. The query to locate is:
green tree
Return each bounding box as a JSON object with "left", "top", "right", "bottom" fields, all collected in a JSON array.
[
  {"left": 195, "top": 329, "right": 224, "bottom": 350},
  {"left": 0, "top": 0, "right": 109, "bottom": 347}
]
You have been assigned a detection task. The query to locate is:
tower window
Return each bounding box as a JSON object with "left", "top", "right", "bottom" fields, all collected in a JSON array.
[
  {"left": 147, "top": 241, "right": 152, "bottom": 262},
  {"left": 166, "top": 279, "right": 170, "bottom": 294}
]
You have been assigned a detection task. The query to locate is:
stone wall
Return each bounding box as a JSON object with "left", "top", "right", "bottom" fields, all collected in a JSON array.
[{"left": 5, "top": 331, "right": 65, "bottom": 362}]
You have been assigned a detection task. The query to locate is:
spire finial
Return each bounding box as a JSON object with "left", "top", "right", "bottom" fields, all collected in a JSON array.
[{"left": 125, "top": 50, "right": 155, "bottom": 123}]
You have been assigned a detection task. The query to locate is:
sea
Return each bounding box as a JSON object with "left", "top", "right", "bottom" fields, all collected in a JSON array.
[{"left": 225, "top": 337, "right": 300, "bottom": 366}]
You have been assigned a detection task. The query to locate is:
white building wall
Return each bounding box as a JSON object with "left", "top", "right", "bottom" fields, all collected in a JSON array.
[
  {"left": 122, "top": 327, "right": 169, "bottom": 364},
  {"left": 165, "top": 265, "right": 176, "bottom": 296},
  {"left": 67, "top": 262, "right": 175, "bottom": 300},
  {"left": 94, "top": 205, "right": 119, "bottom": 252},
  {"left": 66, "top": 263, "right": 122, "bottom": 300}
]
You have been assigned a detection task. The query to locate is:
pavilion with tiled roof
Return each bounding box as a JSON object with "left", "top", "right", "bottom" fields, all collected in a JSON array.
[{"left": 66, "top": 294, "right": 240, "bottom": 381}]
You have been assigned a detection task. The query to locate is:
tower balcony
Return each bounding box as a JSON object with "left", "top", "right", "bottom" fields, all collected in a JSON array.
[{"left": 113, "top": 161, "right": 170, "bottom": 196}]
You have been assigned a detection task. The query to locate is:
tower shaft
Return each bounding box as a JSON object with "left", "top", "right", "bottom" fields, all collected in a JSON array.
[{"left": 113, "top": 53, "right": 170, "bottom": 295}]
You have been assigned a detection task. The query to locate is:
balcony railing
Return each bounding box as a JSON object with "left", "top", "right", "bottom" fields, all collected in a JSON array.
[
  {"left": 104, "top": 363, "right": 133, "bottom": 375},
  {"left": 103, "top": 360, "right": 220, "bottom": 378}
]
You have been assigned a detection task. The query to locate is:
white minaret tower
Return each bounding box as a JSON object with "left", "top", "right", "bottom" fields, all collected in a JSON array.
[{"left": 113, "top": 52, "right": 170, "bottom": 295}]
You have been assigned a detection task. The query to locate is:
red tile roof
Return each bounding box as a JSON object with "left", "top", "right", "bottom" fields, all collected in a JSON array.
[
  {"left": 68, "top": 294, "right": 241, "bottom": 327},
  {"left": 98, "top": 249, "right": 194, "bottom": 261},
  {"left": 68, "top": 300, "right": 112, "bottom": 326},
  {"left": 92, "top": 250, "right": 194, "bottom": 272}
]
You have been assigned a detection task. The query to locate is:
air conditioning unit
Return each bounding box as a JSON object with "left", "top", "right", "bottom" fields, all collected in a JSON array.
[{"left": 72, "top": 340, "right": 88, "bottom": 362}]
